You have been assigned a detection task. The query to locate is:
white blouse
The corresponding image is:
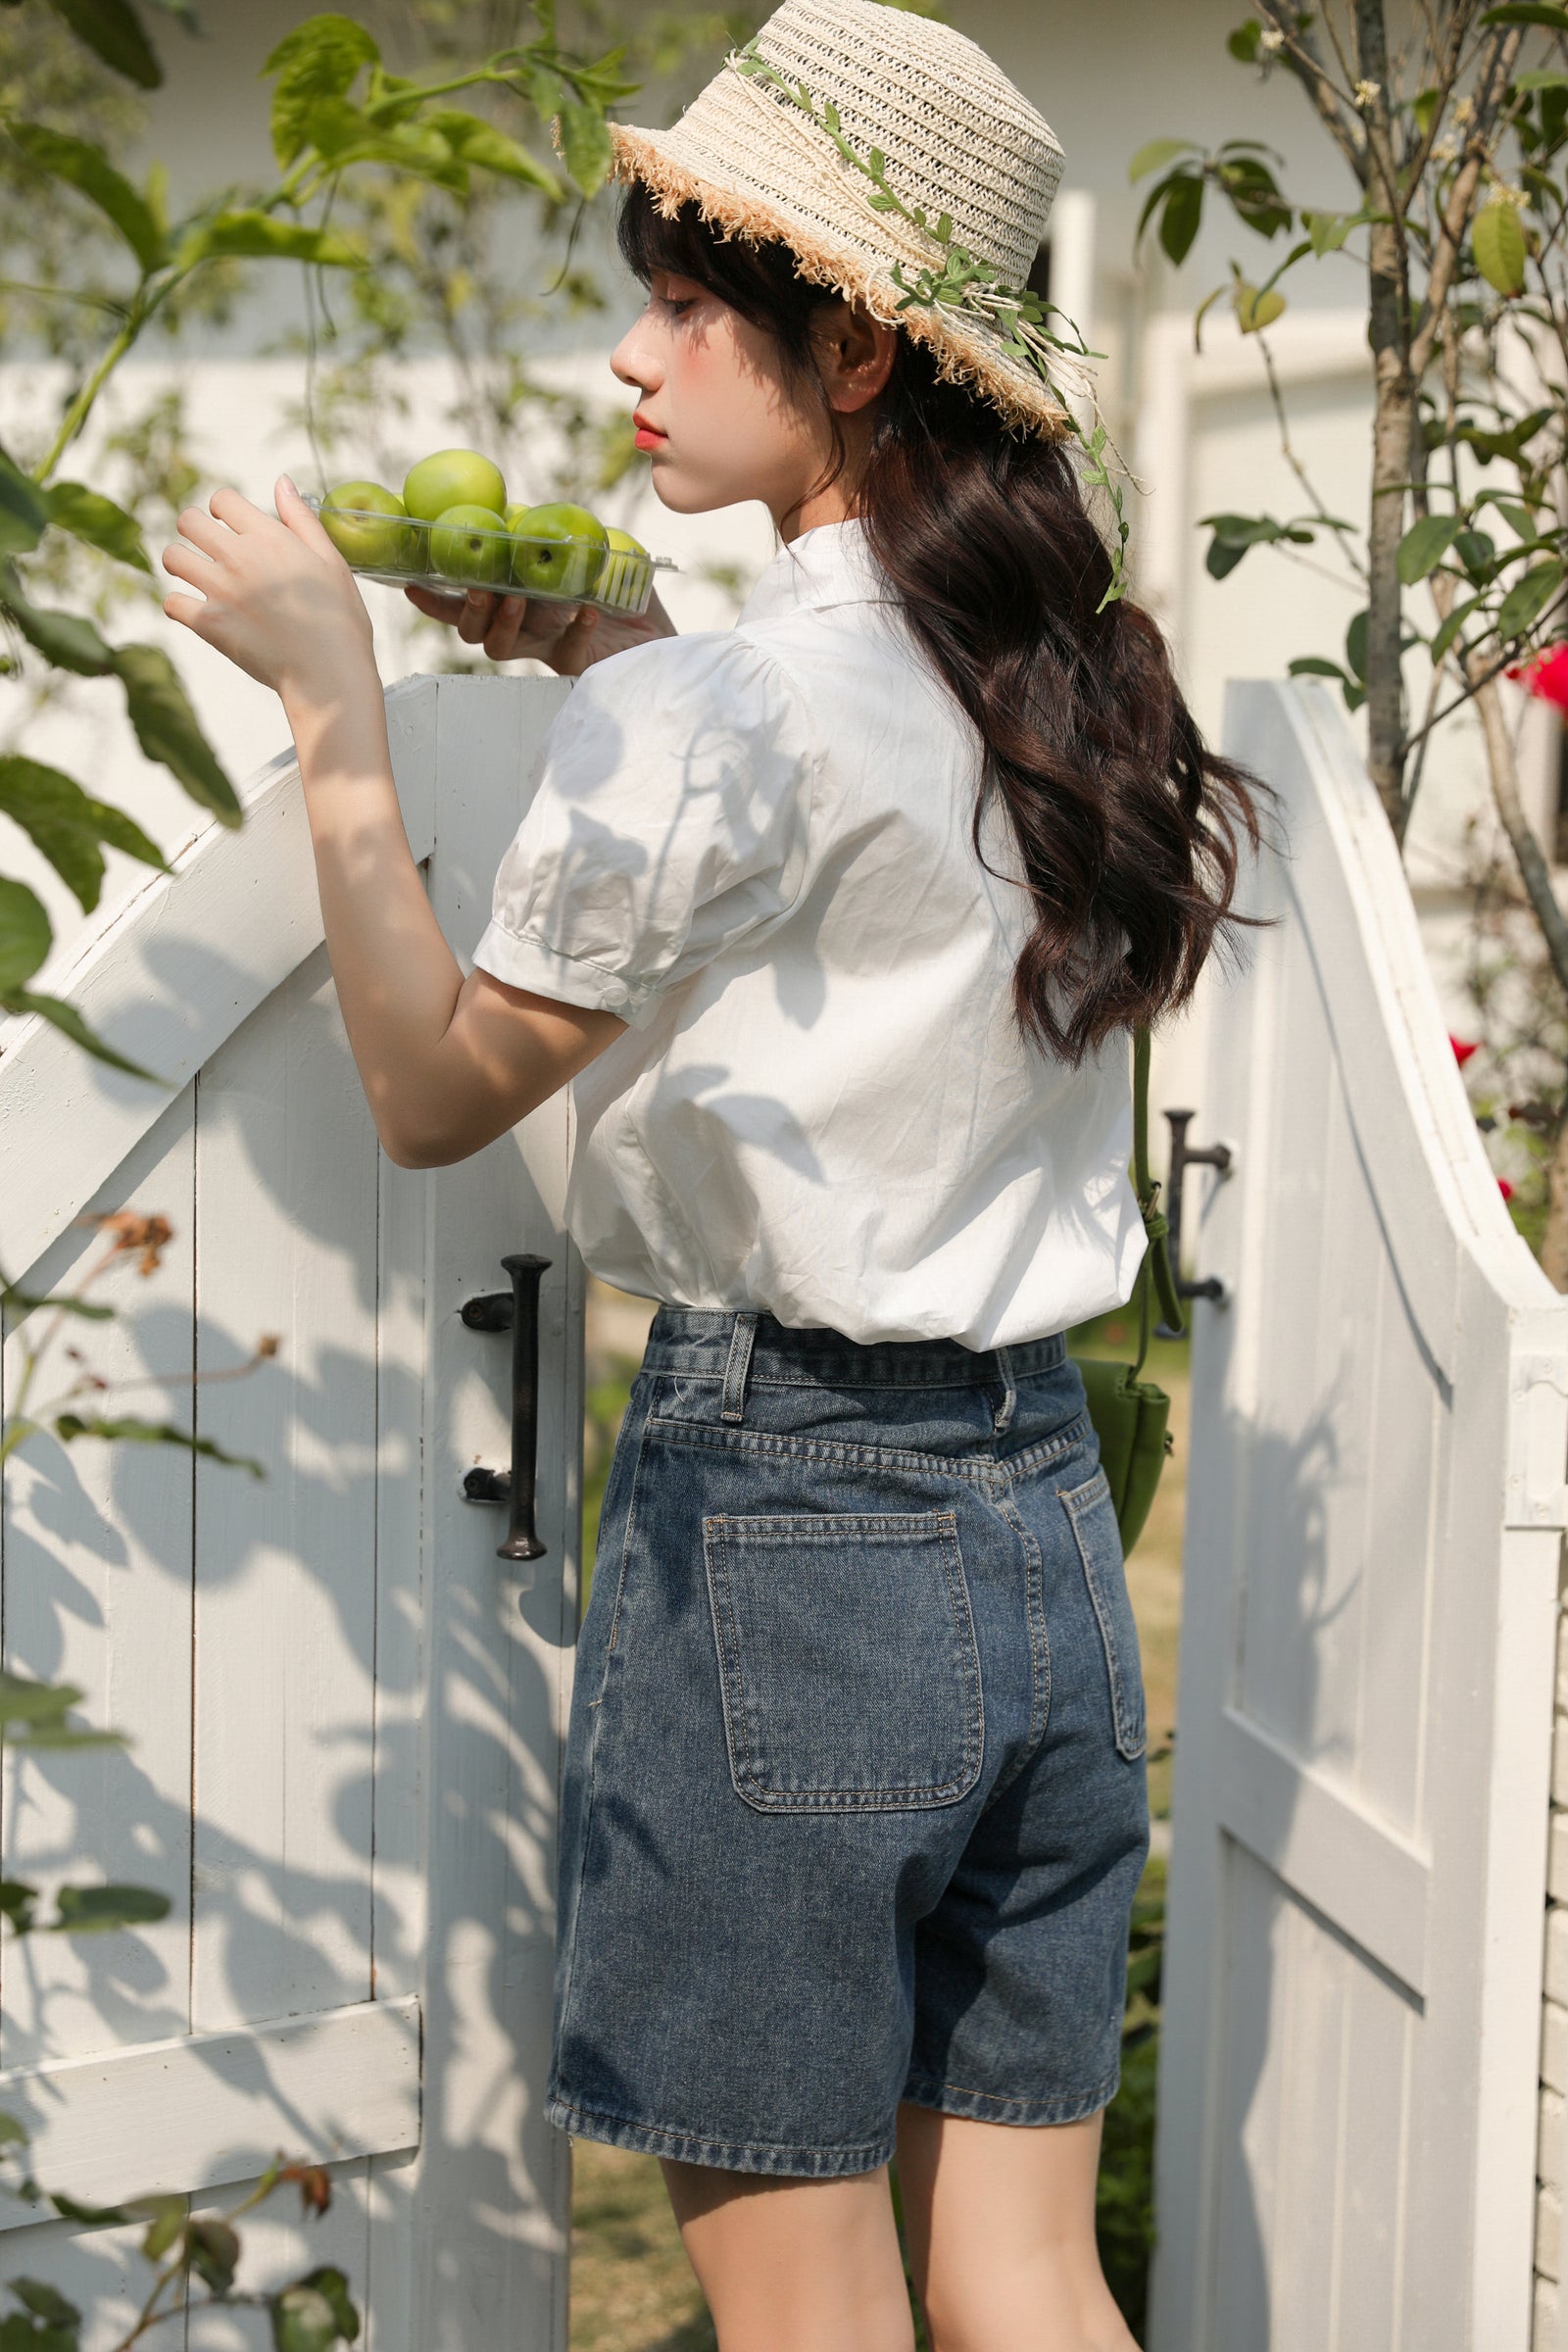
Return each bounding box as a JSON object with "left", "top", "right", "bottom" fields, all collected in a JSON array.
[{"left": 472, "top": 518, "right": 1145, "bottom": 1348}]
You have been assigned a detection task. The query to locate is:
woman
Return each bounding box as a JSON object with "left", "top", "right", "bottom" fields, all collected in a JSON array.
[{"left": 162, "top": 5, "right": 1257, "bottom": 2344}]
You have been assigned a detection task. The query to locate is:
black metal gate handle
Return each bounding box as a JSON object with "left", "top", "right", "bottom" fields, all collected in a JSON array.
[
  {"left": 460, "top": 1252, "right": 551, "bottom": 1576},
  {"left": 1157, "top": 1110, "right": 1234, "bottom": 1336}
]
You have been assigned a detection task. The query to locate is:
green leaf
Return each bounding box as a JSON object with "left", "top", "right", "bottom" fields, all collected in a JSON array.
[
  {"left": 1498, "top": 555, "right": 1564, "bottom": 636},
  {"left": 53, "top": 1412, "right": 264, "bottom": 1476},
  {"left": 52, "top": 1882, "right": 171, "bottom": 1934},
  {"left": 188, "top": 2217, "right": 240, "bottom": 2296},
  {"left": 0, "top": 569, "right": 117, "bottom": 676},
  {"left": 264, "top": 11, "right": 379, "bottom": 168},
  {"left": 1155, "top": 172, "right": 1202, "bottom": 266},
  {"left": 1129, "top": 136, "right": 1195, "bottom": 182},
  {"left": 0, "top": 452, "right": 50, "bottom": 562},
  {"left": 0, "top": 1672, "right": 79, "bottom": 1727},
  {"left": 1233, "top": 280, "right": 1286, "bottom": 331},
  {"left": 0, "top": 1269, "right": 114, "bottom": 1317},
  {"left": 558, "top": 99, "right": 612, "bottom": 197},
  {"left": 12, "top": 2283, "right": 79, "bottom": 2329},
  {"left": 0, "top": 878, "right": 51, "bottom": 993},
  {"left": 0, "top": 756, "right": 166, "bottom": 912},
  {"left": 49, "top": 2188, "right": 134, "bottom": 2224},
  {"left": 47, "top": 0, "right": 162, "bottom": 87},
  {"left": 299, "top": 2268, "right": 360, "bottom": 2343},
  {"left": 0, "top": 2109, "right": 30, "bottom": 2144},
  {"left": 1346, "top": 608, "right": 1369, "bottom": 682},
  {"left": 1397, "top": 512, "right": 1462, "bottom": 584},
  {"left": 139, "top": 2195, "right": 185, "bottom": 2262},
  {"left": 0, "top": 989, "right": 159, "bottom": 1078},
  {"left": 270, "top": 2285, "right": 339, "bottom": 2352},
  {"left": 1474, "top": 196, "right": 1527, "bottom": 294},
  {"left": 5, "top": 122, "right": 165, "bottom": 270},
  {"left": 1301, "top": 207, "right": 1358, "bottom": 255},
  {"left": 44, "top": 482, "right": 150, "bottom": 572},
  {"left": 1517, "top": 68, "right": 1568, "bottom": 89},
  {"left": 290, "top": 101, "right": 468, "bottom": 191},
  {"left": 1454, "top": 527, "right": 1495, "bottom": 578},
  {"left": 112, "top": 644, "right": 242, "bottom": 827},
  {"left": 426, "top": 111, "right": 561, "bottom": 199},
  {"left": 1288, "top": 656, "right": 1350, "bottom": 680},
  {"left": 1481, "top": 1, "right": 1568, "bottom": 24},
  {"left": 1228, "top": 20, "right": 1263, "bottom": 61},
  {"left": 174, "top": 210, "right": 362, "bottom": 270},
  {"left": 0, "top": 1883, "right": 37, "bottom": 1933}
]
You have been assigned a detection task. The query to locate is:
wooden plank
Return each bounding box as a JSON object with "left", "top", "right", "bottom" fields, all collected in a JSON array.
[
  {"left": 0, "top": 1995, "right": 418, "bottom": 2225},
  {"left": 0, "top": 677, "right": 438, "bottom": 1281},
  {"left": 1215, "top": 1708, "right": 1429, "bottom": 1996},
  {"left": 1, "top": 1094, "right": 197, "bottom": 2073},
  {"left": 407, "top": 676, "right": 576, "bottom": 2352},
  {"left": 190, "top": 942, "right": 382, "bottom": 2031}
]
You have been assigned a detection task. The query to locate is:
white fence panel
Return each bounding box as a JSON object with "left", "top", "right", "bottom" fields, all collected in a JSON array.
[
  {"left": 1152, "top": 678, "right": 1568, "bottom": 2350},
  {"left": 0, "top": 676, "right": 581, "bottom": 2349}
]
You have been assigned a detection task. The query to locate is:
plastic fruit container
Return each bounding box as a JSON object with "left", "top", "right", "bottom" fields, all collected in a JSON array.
[{"left": 306, "top": 497, "right": 671, "bottom": 616}]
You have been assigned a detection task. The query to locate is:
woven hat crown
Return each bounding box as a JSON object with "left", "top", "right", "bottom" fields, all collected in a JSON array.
[
  {"left": 612, "top": 0, "right": 1078, "bottom": 439},
  {"left": 750, "top": 0, "right": 1064, "bottom": 291}
]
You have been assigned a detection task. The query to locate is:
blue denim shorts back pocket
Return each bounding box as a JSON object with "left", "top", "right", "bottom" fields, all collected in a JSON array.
[
  {"left": 1058, "top": 1467, "right": 1147, "bottom": 1761},
  {"left": 703, "top": 1509, "right": 983, "bottom": 1814}
]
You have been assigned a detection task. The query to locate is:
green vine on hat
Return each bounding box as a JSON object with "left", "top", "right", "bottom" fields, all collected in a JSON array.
[{"left": 729, "top": 39, "right": 1129, "bottom": 608}]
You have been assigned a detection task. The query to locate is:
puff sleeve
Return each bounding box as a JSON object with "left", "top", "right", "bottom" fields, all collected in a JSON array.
[{"left": 471, "top": 630, "right": 815, "bottom": 1029}]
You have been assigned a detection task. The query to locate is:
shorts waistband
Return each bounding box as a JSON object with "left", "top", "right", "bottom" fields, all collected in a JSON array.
[{"left": 640, "top": 1307, "right": 1067, "bottom": 1391}]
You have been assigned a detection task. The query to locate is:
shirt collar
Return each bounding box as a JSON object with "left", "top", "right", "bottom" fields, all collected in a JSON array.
[{"left": 738, "top": 518, "right": 884, "bottom": 623}]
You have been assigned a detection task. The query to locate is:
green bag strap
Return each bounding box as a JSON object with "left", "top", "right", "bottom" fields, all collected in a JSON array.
[{"left": 1130, "top": 1027, "right": 1184, "bottom": 1373}]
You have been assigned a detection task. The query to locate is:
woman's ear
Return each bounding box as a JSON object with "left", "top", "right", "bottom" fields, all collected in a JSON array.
[{"left": 813, "top": 297, "right": 899, "bottom": 416}]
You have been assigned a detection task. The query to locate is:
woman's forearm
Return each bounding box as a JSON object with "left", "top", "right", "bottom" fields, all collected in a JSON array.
[{"left": 283, "top": 662, "right": 467, "bottom": 1156}]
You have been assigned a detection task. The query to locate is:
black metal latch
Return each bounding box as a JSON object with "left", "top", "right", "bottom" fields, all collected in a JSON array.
[
  {"left": 1158, "top": 1110, "right": 1234, "bottom": 1328},
  {"left": 461, "top": 1252, "right": 551, "bottom": 1579}
]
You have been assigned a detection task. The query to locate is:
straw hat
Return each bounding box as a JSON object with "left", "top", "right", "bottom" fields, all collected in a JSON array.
[{"left": 610, "top": 0, "right": 1086, "bottom": 440}]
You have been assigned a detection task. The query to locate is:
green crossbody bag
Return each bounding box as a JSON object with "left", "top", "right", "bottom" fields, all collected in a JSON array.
[{"left": 1070, "top": 1029, "right": 1183, "bottom": 1555}]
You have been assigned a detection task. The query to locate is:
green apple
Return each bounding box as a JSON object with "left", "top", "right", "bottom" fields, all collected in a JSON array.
[
  {"left": 509, "top": 502, "right": 610, "bottom": 599},
  {"left": 319, "top": 481, "right": 416, "bottom": 570},
  {"left": 428, "top": 503, "right": 511, "bottom": 586},
  {"left": 403, "top": 447, "right": 506, "bottom": 525},
  {"left": 599, "top": 523, "right": 651, "bottom": 610}
]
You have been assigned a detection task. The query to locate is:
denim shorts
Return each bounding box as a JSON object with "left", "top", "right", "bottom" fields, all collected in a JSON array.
[{"left": 546, "top": 1307, "right": 1151, "bottom": 2179}]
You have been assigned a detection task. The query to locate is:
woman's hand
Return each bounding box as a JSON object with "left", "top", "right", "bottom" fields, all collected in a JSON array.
[
  {"left": 162, "top": 476, "right": 376, "bottom": 707},
  {"left": 403, "top": 581, "right": 677, "bottom": 675}
]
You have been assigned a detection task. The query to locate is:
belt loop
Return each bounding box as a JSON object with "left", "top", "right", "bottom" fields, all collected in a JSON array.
[
  {"left": 993, "top": 1344, "right": 1018, "bottom": 1436},
  {"left": 721, "top": 1311, "right": 760, "bottom": 1424}
]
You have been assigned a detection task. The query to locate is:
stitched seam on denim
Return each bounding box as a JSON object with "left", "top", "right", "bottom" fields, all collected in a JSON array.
[
  {"left": 645, "top": 1411, "right": 1093, "bottom": 1483},
  {"left": 549, "top": 2094, "right": 890, "bottom": 2162},
  {"left": 604, "top": 1414, "right": 654, "bottom": 1659},
  {"left": 639, "top": 1362, "right": 1065, "bottom": 1394},
  {"left": 703, "top": 1510, "right": 983, "bottom": 1807},
  {"left": 1060, "top": 1473, "right": 1146, "bottom": 1760},
  {"left": 902, "top": 2066, "right": 1119, "bottom": 2114},
  {"left": 984, "top": 1488, "right": 1051, "bottom": 1806}
]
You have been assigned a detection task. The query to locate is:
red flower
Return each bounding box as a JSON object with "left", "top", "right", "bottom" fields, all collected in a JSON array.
[
  {"left": 1508, "top": 641, "right": 1568, "bottom": 711},
  {"left": 1449, "top": 1035, "right": 1480, "bottom": 1066},
  {"left": 1498, "top": 1178, "right": 1516, "bottom": 1201}
]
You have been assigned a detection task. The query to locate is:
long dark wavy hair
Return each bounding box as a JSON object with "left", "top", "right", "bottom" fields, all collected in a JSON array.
[{"left": 618, "top": 183, "right": 1265, "bottom": 1066}]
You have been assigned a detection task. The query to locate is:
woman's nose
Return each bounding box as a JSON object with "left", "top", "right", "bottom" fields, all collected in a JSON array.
[{"left": 611, "top": 311, "right": 659, "bottom": 394}]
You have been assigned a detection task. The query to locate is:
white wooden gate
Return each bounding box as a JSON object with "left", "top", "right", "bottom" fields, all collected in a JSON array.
[
  {"left": 1152, "top": 679, "right": 1568, "bottom": 2349},
  {"left": 0, "top": 675, "right": 581, "bottom": 2348}
]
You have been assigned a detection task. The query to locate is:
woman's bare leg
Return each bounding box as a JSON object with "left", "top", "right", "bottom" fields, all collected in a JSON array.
[
  {"left": 660, "top": 2157, "right": 916, "bottom": 2352},
  {"left": 894, "top": 2104, "right": 1138, "bottom": 2352}
]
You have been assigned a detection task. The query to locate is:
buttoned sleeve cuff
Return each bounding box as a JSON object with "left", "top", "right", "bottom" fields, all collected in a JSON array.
[{"left": 471, "top": 919, "right": 654, "bottom": 1026}]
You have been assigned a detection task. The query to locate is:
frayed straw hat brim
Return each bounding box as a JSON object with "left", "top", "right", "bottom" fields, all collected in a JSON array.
[
  {"left": 604, "top": 1, "right": 1078, "bottom": 442},
  {"left": 612, "top": 127, "right": 1070, "bottom": 440}
]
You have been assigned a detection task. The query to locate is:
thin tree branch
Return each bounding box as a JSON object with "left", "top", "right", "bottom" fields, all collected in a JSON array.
[{"left": 1255, "top": 0, "right": 1371, "bottom": 183}]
